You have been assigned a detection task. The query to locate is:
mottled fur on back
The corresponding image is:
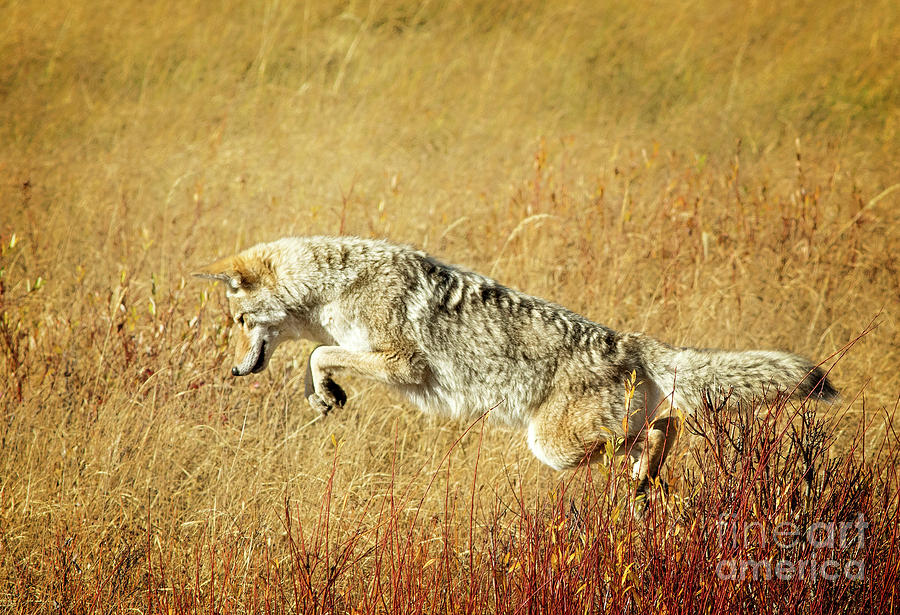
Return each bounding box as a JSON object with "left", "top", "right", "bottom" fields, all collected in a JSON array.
[{"left": 194, "top": 236, "right": 837, "bottom": 488}]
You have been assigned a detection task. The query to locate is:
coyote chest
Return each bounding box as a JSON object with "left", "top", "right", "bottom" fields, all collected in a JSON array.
[{"left": 319, "top": 304, "right": 372, "bottom": 352}]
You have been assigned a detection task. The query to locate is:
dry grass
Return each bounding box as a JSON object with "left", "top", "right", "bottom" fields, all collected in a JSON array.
[{"left": 1, "top": 0, "right": 899, "bottom": 612}]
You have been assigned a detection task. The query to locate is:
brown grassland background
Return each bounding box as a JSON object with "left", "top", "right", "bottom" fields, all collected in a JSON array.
[{"left": 1, "top": 0, "right": 899, "bottom": 612}]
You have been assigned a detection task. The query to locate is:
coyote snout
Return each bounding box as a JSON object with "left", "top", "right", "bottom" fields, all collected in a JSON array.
[
  {"left": 194, "top": 235, "right": 837, "bottom": 492},
  {"left": 230, "top": 321, "right": 268, "bottom": 376}
]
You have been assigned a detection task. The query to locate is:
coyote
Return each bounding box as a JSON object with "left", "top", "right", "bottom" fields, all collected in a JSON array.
[{"left": 194, "top": 236, "right": 836, "bottom": 491}]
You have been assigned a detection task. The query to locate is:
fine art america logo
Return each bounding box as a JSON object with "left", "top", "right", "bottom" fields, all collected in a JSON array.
[{"left": 715, "top": 513, "right": 867, "bottom": 581}]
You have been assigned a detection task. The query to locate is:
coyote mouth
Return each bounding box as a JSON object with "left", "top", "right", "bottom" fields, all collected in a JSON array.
[{"left": 250, "top": 340, "right": 267, "bottom": 374}]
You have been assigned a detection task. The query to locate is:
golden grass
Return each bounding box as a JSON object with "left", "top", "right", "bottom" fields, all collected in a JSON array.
[{"left": 1, "top": 0, "right": 898, "bottom": 610}]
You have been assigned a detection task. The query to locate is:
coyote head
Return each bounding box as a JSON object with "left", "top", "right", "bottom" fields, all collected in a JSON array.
[{"left": 193, "top": 252, "right": 290, "bottom": 376}]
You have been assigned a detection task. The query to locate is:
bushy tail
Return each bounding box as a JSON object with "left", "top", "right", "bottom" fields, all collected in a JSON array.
[{"left": 638, "top": 338, "right": 838, "bottom": 411}]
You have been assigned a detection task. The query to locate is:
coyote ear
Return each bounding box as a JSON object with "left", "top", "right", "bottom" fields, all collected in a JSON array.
[{"left": 192, "top": 257, "right": 242, "bottom": 291}]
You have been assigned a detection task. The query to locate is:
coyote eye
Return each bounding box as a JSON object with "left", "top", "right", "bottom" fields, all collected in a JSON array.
[{"left": 235, "top": 313, "right": 245, "bottom": 325}]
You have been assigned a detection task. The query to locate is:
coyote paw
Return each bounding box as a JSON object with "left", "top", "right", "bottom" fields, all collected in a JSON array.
[
  {"left": 304, "top": 348, "right": 347, "bottom": 416},
  {"left": 632, "top": 478, "right": 669, "bottom": 520},
  {"left": 306, "top": 378, "right": 347, "bottom": 416}
]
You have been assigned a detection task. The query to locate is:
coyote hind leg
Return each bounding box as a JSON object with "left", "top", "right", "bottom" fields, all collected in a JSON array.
[
  {"left": 525, "top": 395, "right": 614, "bottom": 471},
  {"left": 633, "top": 416, "right": 680, "bottom": 495},
  {"left": 526, "top": 391, "right": 681, "bottom": 503}
]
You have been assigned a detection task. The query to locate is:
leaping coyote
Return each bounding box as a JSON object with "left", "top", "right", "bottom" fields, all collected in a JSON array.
[{"left": 194, "top": 236, "right": 836, "bottom": 491}]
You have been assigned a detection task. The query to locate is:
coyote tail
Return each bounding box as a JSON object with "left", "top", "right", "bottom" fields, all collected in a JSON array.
[{"left": 638, "top": 338, "right": 838, "bottom": 410}]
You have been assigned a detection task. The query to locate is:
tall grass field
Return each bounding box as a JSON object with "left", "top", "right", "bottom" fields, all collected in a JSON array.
[{"left": 2, "top": 0, "right": 899, "bottom": 612}]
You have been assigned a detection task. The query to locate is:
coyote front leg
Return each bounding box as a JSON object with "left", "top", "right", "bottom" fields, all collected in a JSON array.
[{"left": 304, "top": 346, "right": 426, "bottom": 415}]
